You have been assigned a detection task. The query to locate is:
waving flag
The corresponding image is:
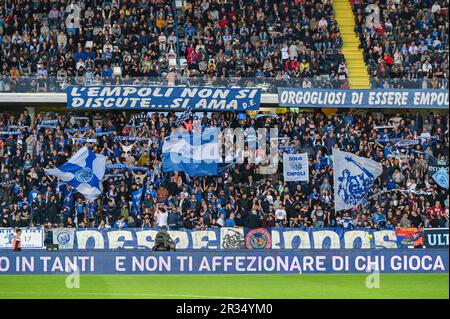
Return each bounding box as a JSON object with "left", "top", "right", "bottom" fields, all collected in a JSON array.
[
  {"left": 432, "top": 168, "right": 449, "bottom": 189},
  {"left": 428, "top": 156, "right": 449, "bottom": 189},
  {"left": 45, "top": 146, "right": 106, "bottom": 202},
  {"left": 333, "top": 149, "right": 382, "bottom": 211},
  {"left": 28, "top": 187, "right": 39, "bottom": 203},
  {"left": 176, "top": 105, "right": 193, "bottom": 127},
  {"left": 162, "top": 128, "right": 219, "bottom": 176},
  {"left": 131, "top": 187, "right": 144, "bottom": 215}
]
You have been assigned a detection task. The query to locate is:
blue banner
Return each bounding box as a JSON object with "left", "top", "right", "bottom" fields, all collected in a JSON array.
[
  {"left": 131, "top": 187, "right": 144, "bottom": 215},
  {"left": 423, "top": 228, "right": 449, "bottom": 249},
  {"left": 162, "top": 128, "right": 219, "bottom": 176},
  {"left": 43, "top": 227, "right": 406, "bottom": 250},
  {"left": 66, "top": 86, "right": 261, "bottom": 111},
  {"left": 0, "top": 131, "right": 22, "bottom": 135},
  {"left": 0, "top": 250, "right": 447, "bottom": 274},
  {"left": 277, "top": 88, "right": 449, "bottom": 109}
]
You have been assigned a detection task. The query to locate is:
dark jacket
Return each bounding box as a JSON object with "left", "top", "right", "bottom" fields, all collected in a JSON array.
[{"left": 245, "top": 212, "right": 261, "bottom": 229}]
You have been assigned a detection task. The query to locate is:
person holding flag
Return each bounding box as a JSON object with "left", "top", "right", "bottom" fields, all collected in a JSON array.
[
  {"left": 114, "top": 215, "right": 128, "bottom": 230},
  {"left": 145, "top": 181, "right": 157, "bottom": 201},
  {"left": 27, "top": 186, "right": 39, "bottom": 203},
  {"left": 176, "top": 105, "right": 193, "bottom": 131},
  {"left": 45, "top": 146, "right": 106, "bottom": 203},
  {"left": 131, "top": 186, "right": 144, "bottom": 216}
]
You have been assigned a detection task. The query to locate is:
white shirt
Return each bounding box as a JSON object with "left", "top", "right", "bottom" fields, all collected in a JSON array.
[
  {"left": 158, "top": 35, "right": 167, "bottom": 44},
  {"left": 422, "top": 62, "right": 432, "bottom": 73},
  {"left": 431, "top": 3, "right": 441, "bottom": 13},
  {"left": 288, "top": 44, "right": 298, "bottom": 58},
  {"left": 318, "top": 18, "right": 328, "bottom": 28},
  {"left": 156, "top": 211, "right": 168, "bottom": 227},
  {"left": 419, "top": 131, "right": 431, "bottom": 143},
  {"left": 217, "top": 217, "right": 225, "bottom": 227},
  {"left": 303, "top": 80, "right": 312, "bottom": 88},
  {"left": 275, "top": 209, "right": 286, "bottom": 221},
  {"left": 120, "top": 143, "right": 134, "bottom": 153},
  {"left": 408, "top": 45, "right": 418, "bottom": 55},
  {"left": 281, "top": 47, "right": 289, "bottom": 60}
]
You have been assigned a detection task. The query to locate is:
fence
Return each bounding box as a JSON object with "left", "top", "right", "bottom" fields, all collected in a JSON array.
[{"left": 0, "top": 76, "right": 447, "bottom": 95}]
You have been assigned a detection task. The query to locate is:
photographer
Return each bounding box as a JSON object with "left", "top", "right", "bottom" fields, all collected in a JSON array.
[{"left": 152, "top": 226, "right": 176, "bottom": 251}]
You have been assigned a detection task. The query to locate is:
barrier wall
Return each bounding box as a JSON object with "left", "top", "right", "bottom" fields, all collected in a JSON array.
[
  {"left": 2, "top": 227, "right": 448, "bottom": 250},
  {"left": 49, "top": 227, "right": 400, "bottom": 250},
  {"left": 0, "top": 249, "right": 447, "bottom": 274},
  {"left": 277, "top": 88, "right": 449, "bottom": 108}
]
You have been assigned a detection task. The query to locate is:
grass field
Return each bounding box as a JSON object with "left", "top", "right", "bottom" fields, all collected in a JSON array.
[{"left": 0, "top": 274, "right": 448, "bottom": 299}]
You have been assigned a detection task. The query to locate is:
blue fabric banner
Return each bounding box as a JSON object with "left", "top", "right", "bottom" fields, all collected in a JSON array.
[
  {"left": 131, "top": 187, "right": 144, "bottom": 215},
  {"left": 66, "top": 86, "right": 261, "bottom": 111},
  {"left": 0, "top": 249, "right": 447, "bottom": 274},
  {"left": 0, "top": 131, "right": 22, "bottom": 135},
  {"left": 162, "top": 128, "right": 219, "bottom": 176},
  {"left": 277, "top": 88, "right": 448, "bottom": 109}
]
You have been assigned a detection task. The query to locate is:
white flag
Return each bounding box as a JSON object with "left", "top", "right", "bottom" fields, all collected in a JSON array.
[
  {"left": 332, "top": 149, "right": 382, "bottom": 211},
  {"left": 45, "top": 146, "right": 106, "bottom": 202},
  {"left": 283, "top": 153, "right": 309, "bottom": 182}
]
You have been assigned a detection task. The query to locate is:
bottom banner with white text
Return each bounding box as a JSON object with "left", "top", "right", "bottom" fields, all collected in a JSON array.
[{"left": 0, "top": 249, "right": 447, "bottom": 274}]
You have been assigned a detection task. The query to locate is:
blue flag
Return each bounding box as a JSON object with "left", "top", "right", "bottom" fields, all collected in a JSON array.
[
  {"left": 162, "top": 128, "right": 219, "bottom": 176},
  {"left": 432, "top": 168, "right": 449, "bottom": 189},
  {"left": 131, "top": 187, "right": 144, "bottom": 215},
  {"left": 28, "top": 189, "right": 39, "bottom": 203},
  {"left": 45, "top": 146, "right": 106, "bottom": 202},
  {"left": 428, "top": 156, "right": 449, "bottom": 189}
]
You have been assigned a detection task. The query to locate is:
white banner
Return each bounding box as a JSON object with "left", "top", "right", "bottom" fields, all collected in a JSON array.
[
  {"left": 52, "top": 228, "right": 75, "bottom": 249},
  {"left": 220, "top": 227, "right": 245, "bottom": 249},
  {"left": 0, "top": 228, "right": 44, "bottom": 249},
  {"left": 24, "top": 227, "right": 400, "bottom": 250},
  {"left": 283, "top": 153, "right": 309, "bottom": 182},
  {"left": 332, "top": 149, "right": 383, "bottom": 211}
]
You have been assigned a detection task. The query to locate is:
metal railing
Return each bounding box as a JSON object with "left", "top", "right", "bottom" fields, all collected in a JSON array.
[{"left": 0, "top": 75, "right": 447, "bottom": 94}]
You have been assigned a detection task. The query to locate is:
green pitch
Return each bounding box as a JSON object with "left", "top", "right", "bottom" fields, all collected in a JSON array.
[{"left": 0, "top": 274, "right": 448, "bottom": 299}]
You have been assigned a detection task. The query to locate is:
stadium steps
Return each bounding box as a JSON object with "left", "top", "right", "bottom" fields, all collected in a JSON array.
[{"left": 333, "top": 0, "right": 371, "bottom": 89}]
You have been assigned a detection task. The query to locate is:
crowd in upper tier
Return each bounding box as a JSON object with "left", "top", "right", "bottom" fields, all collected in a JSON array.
[
  {"left": 1, "top": 0, "right": 449, "bottom": 91},
  {"left": 352, "top": 0, "right": 449, "bottom": 89},
  {"left": 0, "top": 0, "right": 180, "bottom": 91},
  {"left": 0, "top": 0, "right": 350, "bottom": 92},
  {"left": 179, "top": 0, "right": 348, "bottom": 88},
  {"left": 0, "top": 109, "right": 448, "bottom": 231}
]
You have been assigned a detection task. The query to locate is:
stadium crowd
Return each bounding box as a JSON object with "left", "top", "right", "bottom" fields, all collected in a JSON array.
[
  {"left": 1, "top": 0, "right": 449, "bottom": 91},
  {"left": 352, "top": 0, "right": 449, "bottom": 89},
  {"left": 0, "top": 109, "right": 448, "bottom": 231},
  {"left": 179, "top": 0, "right": 348, "bottom": 88},
  {"left": 0, "top": 0, "right": 179, "bottom": 90},
  {"left": 0, "top": 0, "right": 351, "bottom": 92}
]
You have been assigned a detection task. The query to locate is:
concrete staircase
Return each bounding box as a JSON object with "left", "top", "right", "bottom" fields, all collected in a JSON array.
[{"left": 333, "top": 0, "right": 371, "bottom": 89}]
